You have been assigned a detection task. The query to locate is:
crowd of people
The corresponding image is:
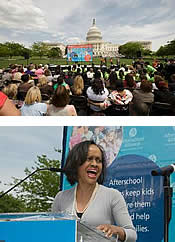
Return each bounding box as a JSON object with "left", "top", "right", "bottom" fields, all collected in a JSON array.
[{"left": 0, "top": 58, "right": 175, "bottom": 116}]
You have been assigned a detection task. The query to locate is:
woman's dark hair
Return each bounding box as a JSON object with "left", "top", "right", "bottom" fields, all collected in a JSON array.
[
  {"left": 114, "top": 79, "right": 124, "bottom": 91},
  {"left": 51, "top": 85, "right": 69, "bottom": 107},
  {"left": 57, "top": 75, "right": 65, "bottom": 85},
  {"left": 119, "top": 69, "right": 124, "bottom": 79},
  {"left": 64, "top": 140, "right": 106, "bottom": 185},
  {"left": 125, "top": 74, "right": 135, "bottom": 88},
  {"left": 21, "top": 74, "right": 30, "bottom": 83},
  {"left": 140, "top": 79, "right": 152, "bottom": 92},
  {"left": 91, "top": 79, "right": 105, "bottom": 95}
]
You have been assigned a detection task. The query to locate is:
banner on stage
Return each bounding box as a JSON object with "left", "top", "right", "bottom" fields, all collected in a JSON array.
[{"left": 61, "top": 126, "right": 175, "bottom": 242}]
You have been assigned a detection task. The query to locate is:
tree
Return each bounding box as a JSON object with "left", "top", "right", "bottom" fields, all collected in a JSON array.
[
  {"left": 119, "top": 42, "right": 144, "bottom": 58},
  {"left": 11, "top": 153, "right": 61, "bottom": 212},
  {"left": 0, "top": 43, "right": 9, "bottom": 57},
  {"left": 166, "top": 39, "right": 175, "bottom": 55},
  {"left": 4, "top": 42, "right": 25, "bottom": 58},
  {"left": 47, "top": 47, "right": 62, "bottom": 58},
  {"left": 143, "top": 48, "right": 152, "bottom": 57},
  {"left": 156, "top": 46, "right": 167, "bottom": 57},
  {"left": 0, "top": 193, "right": 25, "bottom": 213},
  {"left": 31, "top": 42, "right": 49, "bottom": 58},
  {"left": 21, "top": 47, "right": 32, "bottom": 60}
]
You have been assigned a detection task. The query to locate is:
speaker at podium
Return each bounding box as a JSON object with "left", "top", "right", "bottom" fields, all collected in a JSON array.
[{"left": 0, "top": 212, "right": 118, "bottom": 242}]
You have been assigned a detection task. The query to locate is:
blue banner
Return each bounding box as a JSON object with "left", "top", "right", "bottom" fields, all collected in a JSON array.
[
  {"left": 61, "top": 126, "right": 175, "bottom": 242},
  {"left": 0, "top": 218, "right": 76, "bottom": 242},
  {"left": 67, "top": 44, "right": 93, "bottom": 62}
]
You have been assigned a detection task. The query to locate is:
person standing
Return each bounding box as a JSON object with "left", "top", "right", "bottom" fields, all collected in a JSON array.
[{"left": 52, "top": 140, "right": 137, "bottom": 242}]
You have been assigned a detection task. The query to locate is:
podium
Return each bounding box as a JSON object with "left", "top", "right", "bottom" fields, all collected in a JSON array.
[{"left": 0, "top": 212, "right": 117, "bottom": 242}]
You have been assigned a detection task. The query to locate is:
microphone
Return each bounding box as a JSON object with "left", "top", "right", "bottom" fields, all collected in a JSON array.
[
  {"left": 0, "top": 167, "right": 64, "bottom": 198},
  {"left": 48, "top": 167, "right": 65, "bottom": 173},
  {"left": 151, "top": 164, "right": 175, "bottom": 176}
]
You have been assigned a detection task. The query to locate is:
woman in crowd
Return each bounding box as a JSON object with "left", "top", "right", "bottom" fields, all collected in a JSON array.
[
  {"left": 47, "top": 85, "right": 77, "bottom": 116},
  {"left": 20, "top": 86, "right": 47, "bottom": 116},
  {"left": 154, "top": 75, "right": 175, "bottom": 104},
  {"left": 89, "top": 79, "right": 133, "bottom": 113},
  {"left": 86, "top": 76, "right": 109, "bottom": 114},
  {"left": 71, "top": 75, "right": 85, "bottom": 96},
  {"left": 2, "top": 83, "right": 23, "bottom": 109},
  {"left": 123, "top": 74, "right": 136, "bottom": 91},
  {"left": 52, "top": 140, "right": 137, "bottom": 242},
  {"left": 129, "top": 79, "right": 154, "bottom": 115},
  {"left": 0, "top": 91, "right": 20, "bottom": 116},
  {"left": 54, "top": 75, "right": 71, "bottom": 94},
  {"left": 37, "top": 75, "right": 53, "bottom": 101},
  {"left": 44, "top": 68, "right": 53, "bottom": 85}
]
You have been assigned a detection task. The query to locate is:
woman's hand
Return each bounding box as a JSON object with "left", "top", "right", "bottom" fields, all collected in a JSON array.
[{"left": 97, "top": 224, "right": 126, "bottom": 241}]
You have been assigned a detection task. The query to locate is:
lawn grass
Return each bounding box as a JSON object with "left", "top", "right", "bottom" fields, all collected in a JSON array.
[{"left": 0, "top": 56, "right": 163, "bottom": 69}]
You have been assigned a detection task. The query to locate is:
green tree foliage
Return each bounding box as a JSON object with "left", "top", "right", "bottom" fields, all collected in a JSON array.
[
  {"left": 0, "top": 43, "right": 9, "bottom": 57},
  {"left": 156, "top": 39, "right": 175, "bottom": 57},
  {"left": 11, "top": 154, "right": 61, "bottom": 212},
  {"left": 166, "top": 40, "right": 175, "bottom": 55},
  {"left": 21, "top": 47, "right": 32, "bottom": 59},
  {"left": 4, "top": 42, "right": 25, "bottom": 58},
  {"left": 48, "top": 47, "right": 62, "bottom": 58},
  {"left": 119, "top": 42, "right": 144, "bottom": 58},
  {"left": 31, "top": 42, "right": 49, "bottom": 58},
  {"left": 0, "top": 42, "right": 25, "bottom": 58},
  {"left": 0, "top": 193, "right": 25, "bottom": 213},
  {"left": 156, "top": 46, "right": 167, "bottom": 57},
  {"left": 143, "top": 48, "right": 152, "bottom": 56}
]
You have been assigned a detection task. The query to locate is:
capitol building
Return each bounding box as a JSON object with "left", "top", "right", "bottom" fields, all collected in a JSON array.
[
  {"left": 81, "top": 18, "right": 119, "bottom": 57},
  {"left": 47, "top": 19, "right": 152, "bottom": 57}
]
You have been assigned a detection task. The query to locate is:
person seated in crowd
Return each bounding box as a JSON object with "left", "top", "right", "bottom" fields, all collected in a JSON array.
[
  {"left": 17, "top": 74, "right": 33, "bottom": 101},
  {"left": 44, "top": 68, "right": 54, "bottom": 85},
  {"left": 47, "top": 85, "right": 77, "bottom": 116},
  {"left": 129, "top": 80, "right": 154, "bottom": 115},
  {"left": 86, "top": 67, "right": 95, "bottom": 80},
  {"left": 89, "top": 79, "right": 133, "bottom": 112},
  {"left": 12, "top": 65, "right": 24, "bottom": 82},
  {"left": 52, "top": 140, "right": 137, "bottom": 242},
  {"left": 35, "top": 64, "right": 44, "bottom": 78},
  {"left": 37, "top": 75, "right": 53, "bottom": 101},
  {"left": 123, "top": 73, "right": 136, "bottom": 91},
  {"left": 1, "top": 83, "right": 23, "bottom": 108},
  {"left": 65, "top": 71, "right": 74, "bottom": 87},
  {"left": 154, "top": 78, "right": 175, "bottom": 106},
  {"left": 144, "top": 61, "right": 157, "bottom": 75},
  {"left": 168, "top": 74, "right": 175, "bottom": 93},
  {"left": 108, "top": 70, "right": 118, "bottom": 90},
  {"left": 2, "top": 69, "right": 13, "bottom": 83},
  {"left": 71, "top": 75, "right": 85, "bottom": 96},
  {"left": 20, "top": 86, "right": 48, "bottom": 116},
  {"left": 25, "top": 64, "right": 35, "bottom": 76},
  {"left": 53, "top": 75, "right": 71, "bottom": 94},
  {"left": 86, "top": 74, "right": 109, "bottom": 115},
  {"left": 0, "top": 91, "right": 20, "bottom": 116}
]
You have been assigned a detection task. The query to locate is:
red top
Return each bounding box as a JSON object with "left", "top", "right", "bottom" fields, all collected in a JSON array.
[{"left": 0, "top": 91, "right": 7, "bottom": 108}]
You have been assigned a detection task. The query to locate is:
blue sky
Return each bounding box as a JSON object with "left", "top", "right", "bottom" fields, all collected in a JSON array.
[
  {"left": 0, "top": 126, "right": 63, "bottom": 194},
  {"left": 0, "top": 0, "right": 175, "bottom": 51}
]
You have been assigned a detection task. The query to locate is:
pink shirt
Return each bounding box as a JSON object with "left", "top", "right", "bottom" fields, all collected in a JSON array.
[
  {"left": 0, "top": 92, "right": 7, "bottom": 108},
  {"left": 35, "top": 68, "right": 44, "bottom": 77}
]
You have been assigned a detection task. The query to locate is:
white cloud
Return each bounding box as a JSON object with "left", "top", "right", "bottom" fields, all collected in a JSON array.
[
  {"left": 0, "top": 0, "right": 48, "bottom": 31},
  {"left": 66, "top": 37, "right": 83, "bottom": 44},
  {"left": 0, "top": 0, "right": 174, "bottom": 51}
]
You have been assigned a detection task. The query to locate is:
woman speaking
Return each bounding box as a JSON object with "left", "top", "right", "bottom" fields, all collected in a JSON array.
[{"left": 52, "top": 141, "right": 137, "bottom": 242}]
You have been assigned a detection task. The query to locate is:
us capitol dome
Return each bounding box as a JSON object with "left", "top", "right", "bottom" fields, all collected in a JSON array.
[{"left": 86, "top": 19, "right": 102, "bottom": 41}]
